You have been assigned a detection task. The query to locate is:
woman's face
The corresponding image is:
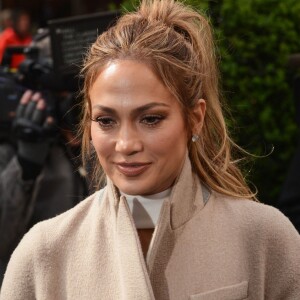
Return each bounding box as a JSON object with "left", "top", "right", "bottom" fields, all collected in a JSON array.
[{"left": 89, "top": 60, "right": 188, "bottom": 195}]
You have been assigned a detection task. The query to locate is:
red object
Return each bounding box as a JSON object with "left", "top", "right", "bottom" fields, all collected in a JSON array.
[{"left": 0, "top": 27, "right": 32, "bottom": 69}]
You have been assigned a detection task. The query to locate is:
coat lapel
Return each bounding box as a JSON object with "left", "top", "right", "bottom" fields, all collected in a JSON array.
[
  {"left": 146, "top": 154, "right": 209, "bottom": 299},
  {"left": 106, "top": 179, "right": 155, "bottom": 299},
  {"left": 105, "top": 154, "right": 209, "bottom": 300}
]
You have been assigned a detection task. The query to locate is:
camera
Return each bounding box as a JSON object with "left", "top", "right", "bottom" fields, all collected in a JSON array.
[
  {"left": 0, "top": 41, "right": 69, "bottom": 141},
  {"left": 0, "top": 11, "right": 120, "bottom": 141}
]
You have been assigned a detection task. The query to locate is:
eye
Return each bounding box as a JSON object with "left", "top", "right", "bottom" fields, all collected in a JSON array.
[
  {"left": 93, "top": 116, "right": 116, "bottom": 129},
  {"left": 140, "top": 115, "right": 165, "bottom": 127}
]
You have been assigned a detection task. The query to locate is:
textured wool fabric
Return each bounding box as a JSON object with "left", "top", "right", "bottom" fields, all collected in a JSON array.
[{"left": 1, "top": 156, "right": 300, "bottom": 299}]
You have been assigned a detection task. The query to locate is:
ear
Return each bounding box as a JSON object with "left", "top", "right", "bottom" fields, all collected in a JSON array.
[{"left": 192, "top": 99, "right": 206, "bottom": 134}]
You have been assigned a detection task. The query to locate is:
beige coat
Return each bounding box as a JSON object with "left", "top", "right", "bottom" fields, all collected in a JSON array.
[{"left": 1, "top": 157, "right": 300, "bottom": 299}]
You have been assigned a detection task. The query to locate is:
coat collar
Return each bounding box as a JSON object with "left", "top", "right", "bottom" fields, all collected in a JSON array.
[
  {"left": 168, "top": 153, "right": 209, "bottom": 230},
  {"left": 102, "top": 154, "right": 210, "bottom": 299},
  {"left": 105, "top": 153, "right": 210, "bottom": 230}
]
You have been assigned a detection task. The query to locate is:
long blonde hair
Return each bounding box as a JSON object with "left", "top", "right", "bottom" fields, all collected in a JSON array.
[{"left": 80, "top": 0, "right": 256, "bottom": 200}]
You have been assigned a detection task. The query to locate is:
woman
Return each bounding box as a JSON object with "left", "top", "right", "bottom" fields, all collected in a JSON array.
[{"left": 1, "top": 0, "right": 300, "bottom": 299}]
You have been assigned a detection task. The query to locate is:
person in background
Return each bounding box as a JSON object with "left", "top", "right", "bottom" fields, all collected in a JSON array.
[
  {"left": 277, "top": 72, "right": 300, "bottom": 233},
  {"left": 0, "top": 9, "right": 32, "bottom": 69},
  {"left": 1, "top": 0, "right": 300, "bottom": 299},
  {"left": 278, "top": 137, "right": 300, "bottom": 233},
  {"left": 0, "top": 28, "right": 92, "bottom": 285},
  {"left": 0, "top": 9, "right": 13, "bottom": 31},
  {"left": 0, "top": 89, "right": 92, "bottom": 285}
]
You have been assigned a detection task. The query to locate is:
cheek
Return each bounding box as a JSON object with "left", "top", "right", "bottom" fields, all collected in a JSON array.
[
  {"left": 90, "top": 126, "right": 113, "bottom": 160},
  {"left": 148, "top": 126, "right": 187, "bottom": 156}
]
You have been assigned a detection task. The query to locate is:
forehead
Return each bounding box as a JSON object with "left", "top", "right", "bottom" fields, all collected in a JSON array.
[
  {"left": 89, "top": 60, "right": 177, "bottom": 109},
  {"left": 92, "top": 60, "right": 162, "bottom": 89}
]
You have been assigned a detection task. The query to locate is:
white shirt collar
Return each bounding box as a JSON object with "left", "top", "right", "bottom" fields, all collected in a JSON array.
[{"left": 120, "top": 189, "right": 171, "bottom": 229}]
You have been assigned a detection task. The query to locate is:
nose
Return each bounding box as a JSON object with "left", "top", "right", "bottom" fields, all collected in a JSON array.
[{"left": 115, "top": 124, "right": 143, "bottom": 155}]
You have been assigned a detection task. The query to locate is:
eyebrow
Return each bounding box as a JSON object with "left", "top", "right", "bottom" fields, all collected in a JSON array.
[{"left": 92, "top": 102, "right": 170, "bottom": 115}]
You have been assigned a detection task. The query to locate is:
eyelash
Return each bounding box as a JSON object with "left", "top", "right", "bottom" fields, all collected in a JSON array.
[
  {"left": 141, "top": 115, "right": 165, "bottom": 127},
  {"left": 92, "top": 114, "right": 165, "bottom": 129},
  {"left": 93, "top": 117, "right": 116, "bottom": 129}
]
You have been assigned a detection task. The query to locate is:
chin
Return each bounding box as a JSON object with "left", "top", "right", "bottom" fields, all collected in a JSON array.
[
  {"left": 118, "top": 187, "right": 147, "bottom": 196},
  {"left": 116, "top": 182, "right": 153, "bottom": 196}
]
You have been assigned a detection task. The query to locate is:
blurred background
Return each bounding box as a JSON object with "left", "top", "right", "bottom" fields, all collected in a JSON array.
[
  {"left": 0, "top": 0, "right": 122, "bottom": 27},
  {"left": 1, "top": 0, "right": 300, "bottom": 208}
]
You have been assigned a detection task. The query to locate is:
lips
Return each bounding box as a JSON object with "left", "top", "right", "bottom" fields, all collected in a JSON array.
[{"left": 115, "top": 162, "right": 151, "bottom": 177}]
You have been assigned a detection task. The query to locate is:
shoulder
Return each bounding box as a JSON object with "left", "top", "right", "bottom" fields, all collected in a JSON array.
[
  {"left": 211, "top": 191, "right": 299, "bottom": 242},
  {"left": 210, "top": 194, "right": 300, "bottom": 294},
  {"left": 17, "top": 189, "right": 105, "bottom": 249},
  {"left": 38, "top": 188, "right": 106, "bottom": 231},
  {"left": 0, "top": 143, "right": 15, "bottom": 166},
  {"left": 0, "top": 27, "right": 14, "bottom": 39},
  {"left": 2, "top": 189, "right": 106, "bottom": 286}
]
